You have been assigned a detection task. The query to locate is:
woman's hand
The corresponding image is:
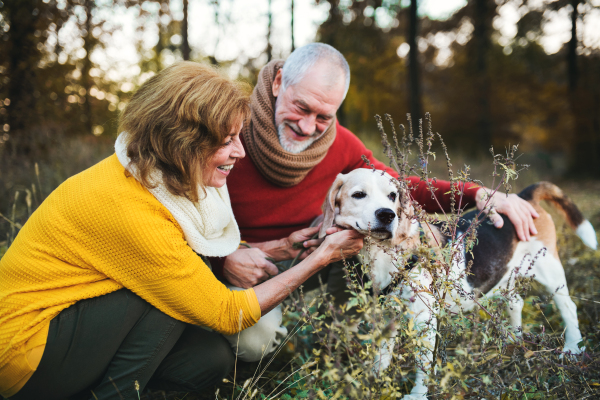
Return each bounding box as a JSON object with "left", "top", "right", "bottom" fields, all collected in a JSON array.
[
  {"left": 283, "top": 225, "right": 346, "bottom": 260},
  {"left": 253, "top": 228, "right": 364, "bottom": 315},
  {"left": 222, "top": 226, "right": 350, "bottom": 288},
  {"left": 312, "top": 229, "right": 364, "bottom": 266}
]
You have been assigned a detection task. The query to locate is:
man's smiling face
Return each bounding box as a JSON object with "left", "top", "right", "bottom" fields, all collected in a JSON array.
[{"left": 272, "top": 63, "right": 346, "bottom": 153}]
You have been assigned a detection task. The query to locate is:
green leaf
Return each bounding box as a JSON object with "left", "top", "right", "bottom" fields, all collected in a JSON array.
[{"left": 346, "top": 297, "right": 359, "bottom": 310}]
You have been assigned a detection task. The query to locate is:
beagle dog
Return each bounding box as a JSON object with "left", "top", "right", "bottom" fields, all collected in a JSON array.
[{"left": 319, "top": 168, "right": 597, "bottom": 399}]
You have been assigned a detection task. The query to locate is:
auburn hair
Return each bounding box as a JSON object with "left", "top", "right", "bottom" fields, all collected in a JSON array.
[{"left": 119, "top": 61, "right": 251, "bottom": 202}]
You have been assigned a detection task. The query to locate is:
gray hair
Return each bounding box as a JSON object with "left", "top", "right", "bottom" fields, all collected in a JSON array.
[{"left": 281, "top": 43, "right": 351, "bottom": 98}]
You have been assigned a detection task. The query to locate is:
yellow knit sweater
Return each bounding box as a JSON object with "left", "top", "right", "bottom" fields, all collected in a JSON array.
[{"left": 0, "top": 154, "right": 261, "bottom": 397}]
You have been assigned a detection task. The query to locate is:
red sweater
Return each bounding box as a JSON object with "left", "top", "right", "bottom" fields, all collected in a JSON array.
[{"left": 226, "top": 121, "right": 480, "bottom": 245}]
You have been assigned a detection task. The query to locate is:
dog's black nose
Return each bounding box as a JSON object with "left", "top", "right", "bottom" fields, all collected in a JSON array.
[{"left": 375, "top": 208, "right": 396, "bottom": 225}]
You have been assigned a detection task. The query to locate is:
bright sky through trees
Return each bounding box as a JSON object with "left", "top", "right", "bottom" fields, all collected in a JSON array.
[{"left": 62, "top": 0, "right": 600, "bottom": 85}]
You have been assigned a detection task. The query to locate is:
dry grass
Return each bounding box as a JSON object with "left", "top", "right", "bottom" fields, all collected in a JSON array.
[
  {"left": 1, "top": 131, "right": 599, "bottom": 400},
  {"left": 0, "top": 133, "right": 114, "bottom": 247}
]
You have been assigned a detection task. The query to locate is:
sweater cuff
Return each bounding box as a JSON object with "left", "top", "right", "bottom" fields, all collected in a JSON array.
[{"left": 244, "top": 288, "right": 262, "bottom": 324}]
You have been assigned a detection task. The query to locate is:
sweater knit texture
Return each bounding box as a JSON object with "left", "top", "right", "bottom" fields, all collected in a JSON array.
[
  {"left": 241, "top": 60, "right": 337, "bottom": 187},
  {"left": 115, "top": 133, "right": 241, "bottom": 257},
  {"left": 0, "top": 154, "right": 261, "bottom": 397}
]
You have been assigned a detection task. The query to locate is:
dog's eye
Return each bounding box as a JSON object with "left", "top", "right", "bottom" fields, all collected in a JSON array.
[
  {"left": 388, "top": 192, "right": 397, "bottom": 202},
  {"left": 351, "top": 191, "right": 366, "bottom": 199}
]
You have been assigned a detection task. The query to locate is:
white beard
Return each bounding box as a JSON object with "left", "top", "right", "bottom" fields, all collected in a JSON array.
[{"left": 277, "top": 123, "right": 318, "bottom": 154}]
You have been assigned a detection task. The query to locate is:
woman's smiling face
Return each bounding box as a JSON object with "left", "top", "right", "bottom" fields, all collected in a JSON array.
[{"left": 203, "top": 122, "right": 245, "bottom": 188}]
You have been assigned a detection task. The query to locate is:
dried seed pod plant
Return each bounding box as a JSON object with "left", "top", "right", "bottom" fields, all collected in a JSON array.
[{"left": 213, "top": 113, "right": 599, "bottom": 400}]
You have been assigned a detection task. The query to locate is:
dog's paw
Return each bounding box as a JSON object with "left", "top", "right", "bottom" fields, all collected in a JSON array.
[
  {"left": 402, "top": 384, "right": 428, "bottom": 400},
  {"left": 562, "top": 342, "right": 585, "bottom": 358},
  {"left": 402, "top": 394, "right": 428, "bottom": 400}
]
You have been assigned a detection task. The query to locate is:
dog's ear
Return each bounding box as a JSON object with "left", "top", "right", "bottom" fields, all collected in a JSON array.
[{"left": 319, "top": 173, "right": 346, "bottom": 238}]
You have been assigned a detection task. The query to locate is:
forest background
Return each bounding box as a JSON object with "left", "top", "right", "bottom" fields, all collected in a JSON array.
[
  {"left": 1, "top": 2, "right": 600, "bottom": 399},
  {"left": 1, "top": 0, "right": 600, "bottom": 209}
]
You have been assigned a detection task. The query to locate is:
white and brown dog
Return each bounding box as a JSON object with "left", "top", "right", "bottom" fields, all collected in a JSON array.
[{"left": 319, "top": 168, "right": 597, "bottom": 399}]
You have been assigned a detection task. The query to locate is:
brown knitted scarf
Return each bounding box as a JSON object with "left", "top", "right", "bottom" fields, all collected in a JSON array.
[{"left": 242, "top": 60, "right": 337, "bottom": 187}]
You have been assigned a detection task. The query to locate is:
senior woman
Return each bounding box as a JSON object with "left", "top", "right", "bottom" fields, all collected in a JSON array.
[{"left": 0, "top": 62, "right": 363, "bottom": 400}]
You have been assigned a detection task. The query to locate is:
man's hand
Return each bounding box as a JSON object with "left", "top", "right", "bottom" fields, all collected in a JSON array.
[
  {"left": 222, "top": 248, "right": 279, "bottom": 288},
  {"left": 475, "top": 188, "right": 540, "bottom": 241},
  {"left": 285, "top": 225, "right": 349, "bottom": 260},
  {"left": 284, "top": 225, "right": 324, "bottom": 260}
]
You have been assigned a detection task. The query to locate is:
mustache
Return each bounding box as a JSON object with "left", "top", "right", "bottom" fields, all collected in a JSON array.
[{"left": 285, "top": 122, "right": 320, "bottom": 137}]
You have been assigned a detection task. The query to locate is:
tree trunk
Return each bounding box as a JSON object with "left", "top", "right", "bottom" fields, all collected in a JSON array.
[
  {"left": 567, "top": 1, "right": 599, "bottom": 177},
  {"left": 5, "top": 0, "right": 41, "bottom": 155},
  {"left": 567, "top": 0, "right": 579, "bottom": 92},
  {"left": 154, "top": 1, "right": 169, "bottom": 70},
  {"left": 82, "top": 0, "right": 94, "bottom": 135},
  {"left": 209, "top": 0, "right": 220, "bottom": 65},
  {"left": 567, "top": 0, "right": 581, "bottom": 173},
  {"left": 592, "top": 87, "right": 600, "bottom": 176},
  {"left": 474, "top": 0, "right": 492, "bottom": 151},
  {"left": 182, "top": 0, "right": 190, "bottom": 60},
  {"left": 291, "top": 0, "right": 295, "bottom": 52},
  {"left": 407, "top": 0, "right": 422, "bottom": 129},
  {"left": 267, "top": 0, "right": 273, "bottom": 61},
  {"left": 317, "top": 0, "right": 344, "bottom": 125}
]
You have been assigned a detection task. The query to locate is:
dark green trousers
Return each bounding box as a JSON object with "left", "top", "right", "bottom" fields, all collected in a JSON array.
[{"left": 9, "top": 289, "right": 234, "bottom": 400}]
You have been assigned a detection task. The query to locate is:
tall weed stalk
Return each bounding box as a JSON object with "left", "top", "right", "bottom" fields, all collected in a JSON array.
[{"left": 212, "top": 113, "right": 599, "bottom": 400}]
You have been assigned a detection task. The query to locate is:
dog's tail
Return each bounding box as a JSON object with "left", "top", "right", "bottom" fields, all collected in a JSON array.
[{"left": 519, "top": 182, "right": 597, "bottom": 250}]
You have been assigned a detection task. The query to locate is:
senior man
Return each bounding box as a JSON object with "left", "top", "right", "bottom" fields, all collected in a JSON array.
[{"left": 213, "top": 43, "right": 539, "bottom": 361}]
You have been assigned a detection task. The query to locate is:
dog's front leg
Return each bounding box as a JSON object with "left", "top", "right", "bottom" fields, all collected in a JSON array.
[
  {"left": 506, "top": 294, "right": 524, "bottom": 342},
  {"left": 404, "top": 288, "right": 436, "bottom": 400},
  {"left": 373, "top": 334, "right": 396, "bottom": 375}
]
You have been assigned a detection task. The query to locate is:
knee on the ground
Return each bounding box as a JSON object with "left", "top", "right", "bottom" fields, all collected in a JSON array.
[{"left": 230, "top": 308, "right": 287, "bottom": 362}]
